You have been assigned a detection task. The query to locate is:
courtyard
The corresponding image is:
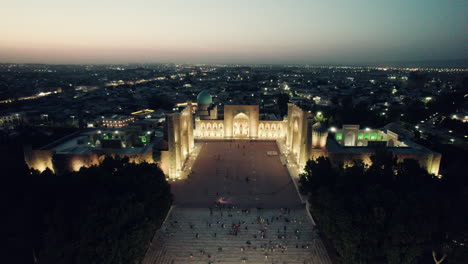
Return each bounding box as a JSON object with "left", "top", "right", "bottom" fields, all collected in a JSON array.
[{"left": 171, "top": 140, "right": 303, "bottom": 208}]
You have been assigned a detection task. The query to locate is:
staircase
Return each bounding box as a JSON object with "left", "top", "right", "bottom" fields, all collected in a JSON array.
[{"left": 143, "top": 207, "right": 331, "bottom": 264}]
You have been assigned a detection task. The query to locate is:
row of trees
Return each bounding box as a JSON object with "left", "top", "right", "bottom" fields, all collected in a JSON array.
[
  {"left": 300, "top": 150, "right": 468, "bottom": 264},
  {"left": 3, "top": 148, "right": 172, "bottom": 264}
]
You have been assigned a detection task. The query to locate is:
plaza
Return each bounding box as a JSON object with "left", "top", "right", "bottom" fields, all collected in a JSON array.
[
  {"left": 171, "top": 141, "right": 302, "bottom": 208},
  {"left": 143, "top": 140, "right": 332, "bottom": 264}
]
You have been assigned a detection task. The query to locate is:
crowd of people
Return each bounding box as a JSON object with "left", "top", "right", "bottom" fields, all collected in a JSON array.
[{"left": 158, "top": 204, "right": 319, "bottom": 263}]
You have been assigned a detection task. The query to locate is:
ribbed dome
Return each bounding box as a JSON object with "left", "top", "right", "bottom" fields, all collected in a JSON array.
[{"left": 197, "top": 90, "right": 212, "bottom": 105}]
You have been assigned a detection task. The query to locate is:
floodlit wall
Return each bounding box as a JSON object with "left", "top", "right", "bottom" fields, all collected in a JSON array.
[
  {"left": 312, "top": 148, "right": 441, "bottom": 175},
  {"left": 195, "top": 118, "right": 286, "bottom": 140},
  {"left": 223, "top": 105, "right": 259, "bottom": 138},
  {"left": 285, "top": 103, "right": 310, "bottom": 167},
  {"left": 166, "top": 104, "right": 194, "bottom": 179},
  {"left": 120, "top": 151, "right": 154, "bottom": 164},
  {"left": 195, "top": 119, "right": 225, "bottom": 138},
  {"left": 391, "top": 151, "right": 441, "bottom": 175},
  {"left": 25, "top": 149, "right": 154, "bottom": 175},
  {"left": 52, "top": 153, "right": 100, "bottom": 174},
  {"left": 327, "top": 151, "right": 374, "bottom": 168},
  {"left": 258, "top": 121, "right": 286, "bottom": 139},
  {"left": 333, "top": 126, "right": 403, "bottom": 147},
  {"left": 159, "top": 150, "right": 170, "bottom": 177},
  {"left": 24, "top": 147, "right": 55, "bottom": 173}
]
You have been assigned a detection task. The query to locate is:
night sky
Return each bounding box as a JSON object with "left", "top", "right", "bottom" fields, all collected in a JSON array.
[{"left": 0, "top": 0, "right": 466, "bottom": 64}]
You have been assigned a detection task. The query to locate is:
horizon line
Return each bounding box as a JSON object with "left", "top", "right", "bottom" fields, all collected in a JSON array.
[{"left": 1, "top": 58, "right": 467, "bottom": 68}]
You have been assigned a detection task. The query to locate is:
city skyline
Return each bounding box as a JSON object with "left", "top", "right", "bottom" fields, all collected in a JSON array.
[{"left": 1, "top": 0, "right": 466, "bottom": 64}]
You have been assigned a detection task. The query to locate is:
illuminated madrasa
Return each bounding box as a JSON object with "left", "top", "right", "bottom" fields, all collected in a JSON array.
[{"left": 162, "top": 91, "right": 441, "bottom": 179}]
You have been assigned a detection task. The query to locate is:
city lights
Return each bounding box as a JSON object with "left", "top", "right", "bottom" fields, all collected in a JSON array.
[{"left": 1, "top": 1, "right": 465, "bottom": 263}]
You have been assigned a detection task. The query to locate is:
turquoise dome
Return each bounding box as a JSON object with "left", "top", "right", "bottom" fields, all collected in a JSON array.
[{"left": 197, "top": 90, "right": 212, "bottom": 105}]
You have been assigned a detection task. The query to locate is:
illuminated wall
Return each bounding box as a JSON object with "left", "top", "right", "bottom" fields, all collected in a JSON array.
[
  {"left": 159, "top": 150, "right": 170, "bottom": 177},
  {"left": 52, "top": 153, "right": 100, "bottom": 174},
  {"left": 258, "top": 121, "right": 286, "bottom": 139},
  {"left": 194, "top": 113, "right": 286, "bottom": 140},
  {"left": 24, "top": 149, "right": 154, "bottom": 175},
  {"left": 285, "top": 103, "right": 311, "bottom": 167},
  {"left": 120, "top": 151, "right": 154, "bottom": 164},
  {"left": 326, "top": 151, "right": 374, "bottom": 168},
  {"left": 223, "top": 105, "right": 259, "bottom": 138},
  {"left": 392, "top": 151, "right": 441, "bottom": 175},
  {"left": 311, "top": 122, "right": 328, "bottom": 149},
  {"left": 334, "top": 125, "right": 403, "bottom": 147},
  {"left": 24, "top": 147, "right": 55, "bottom": 173},
  {"left": 195, "top": 119, "right": 224, "bottom": 138},
  {"left": 313, "top": 146, "right": 441, "bottom": 175},
  {"left": 166, "top": 103, "right": 194, "bottom": 179}
]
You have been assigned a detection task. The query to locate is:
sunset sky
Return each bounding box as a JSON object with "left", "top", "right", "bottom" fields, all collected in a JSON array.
[{"left": 0, "top": 0, "right": 466, "bottom": 64}]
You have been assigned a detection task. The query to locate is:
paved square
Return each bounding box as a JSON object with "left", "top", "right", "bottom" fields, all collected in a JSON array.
[{"left": 171, "top": 141, "right": 303, "bottom": 208}]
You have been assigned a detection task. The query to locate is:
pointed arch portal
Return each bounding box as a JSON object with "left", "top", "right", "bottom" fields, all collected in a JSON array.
[{"left": 233, "top": 113, "right": 249, "bottom": 137}]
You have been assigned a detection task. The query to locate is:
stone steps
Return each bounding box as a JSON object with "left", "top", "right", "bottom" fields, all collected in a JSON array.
[{"left": 143, "top": 208, "right": 331, "bottom": 264}]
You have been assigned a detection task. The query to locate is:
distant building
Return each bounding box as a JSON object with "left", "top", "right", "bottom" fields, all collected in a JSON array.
[
  {"left": 450, "top": 113, "right": 468, "bottom": 123},
  {"left": 0, "top": 112, "right": 23, "bottom": 127},
  {"left": 24, "top": 125, "right": 158, "bottom": 174},
  {"left": 131, "top": 109, "right": 155, "bottom": 118},
  {"left": 326, "top": 125, "right": 440, "bottom": 175},
  {"left": 101, "top": 115, "right": 135, "bottom": 128}
]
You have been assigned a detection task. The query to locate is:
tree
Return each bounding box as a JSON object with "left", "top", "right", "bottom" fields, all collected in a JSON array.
[
  {"left": 300, "top": 150, "right": 467, "bottom": 264},
  {"left": 402, "top": 98, "right": 428, "bottom": 124},
  {"left": 148, "top": 94, "right": 174, "bottom": 111},
  {"left": 21, "top": 157, "right": 172, "bottom": 264},
  {"left": 276, "top": 93, "right": 290, "bottom": 117}
]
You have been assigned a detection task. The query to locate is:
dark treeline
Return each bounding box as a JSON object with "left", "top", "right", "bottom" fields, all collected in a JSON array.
[
  {"left": 300, "top": 150, "right": 468, "bottom": 264},
  {"left": 2, "top": 142, "right": 172, "bottom": 264}
]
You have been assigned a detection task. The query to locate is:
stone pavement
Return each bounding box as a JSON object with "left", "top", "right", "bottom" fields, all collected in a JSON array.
[{"left": 171, "top": 141, "right": 303, "bottom": 208}]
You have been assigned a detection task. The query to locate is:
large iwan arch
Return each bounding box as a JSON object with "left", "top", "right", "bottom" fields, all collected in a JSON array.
[{"left": 233, "top": 113, "right": 249, "bottom": 137}]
